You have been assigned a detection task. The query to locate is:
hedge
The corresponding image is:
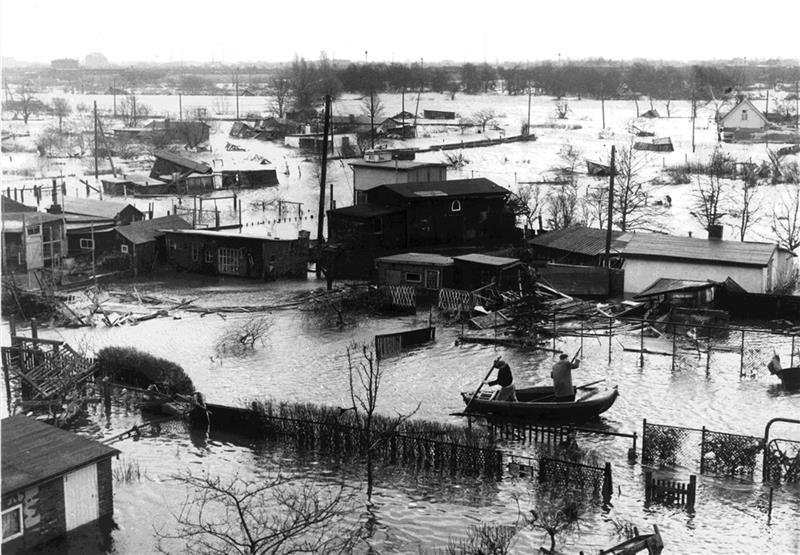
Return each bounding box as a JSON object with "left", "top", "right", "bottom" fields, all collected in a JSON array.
[{"left": 95, "top": 346, "right": 194, "bottom": 395}]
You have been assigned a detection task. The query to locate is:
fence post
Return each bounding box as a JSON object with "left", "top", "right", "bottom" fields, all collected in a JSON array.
[
  {"left": 602, "top": 462, "right": 613, "bottom": 502},
  {"left": 672, "top": 323, "right": 677, "bottom": 371},
  {"left": 792, "top": 336, "right": 796, "bottom": 369},
  {"left": 580, "top": 317, "right": 584, "bottom": 355},
  {"left": 767, "top": 487, "right": 774, "bottom": 525},
  {"left": 628, "top": 432, "right": 638, "bottom": 462},
  {"left": 699, "top": 426, "right": 707, "bottom": 474},
  {"left": 644, "top": 470, "right": 653, "bottom": 504},
  {"left": 687, "top": 475, "right": 697, "bottom": 511},
  {"left": 552, "top": 311, "right": 557, "bottom": 353},
  {"left": 640, "top": 318, "right": 645, "bottom": 367},
  {"left": 642, "top": 419, "right": 648, "bottom": 463},
  {"left": 608, "top": 316, "right": 612, "bottom": 364},
  {"left": 705, "top": 326, "right": 711, "bottom": 374},
  {"left": 739, "top": 329, "right": 745, "bottom": 378}
]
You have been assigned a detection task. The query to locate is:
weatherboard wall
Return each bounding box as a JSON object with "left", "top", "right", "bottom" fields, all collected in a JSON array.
[{"left": 623, "top": 258, "right": 771, "bottom": 295}]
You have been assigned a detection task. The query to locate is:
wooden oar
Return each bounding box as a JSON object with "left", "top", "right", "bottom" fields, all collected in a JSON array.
[
  {"left": 576, "top": 378, "right": 606, "bottom": 390},
  {"left": 464, "top": 357, "right": 501, "bottom": 412}
]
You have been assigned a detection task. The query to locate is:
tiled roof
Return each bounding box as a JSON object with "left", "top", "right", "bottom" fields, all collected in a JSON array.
[
  {"left": 623, "top": 233, "right": 776, "bottom": 267},
  {"left": 2, "top": 415, "right": 119, "bottom": 495}
]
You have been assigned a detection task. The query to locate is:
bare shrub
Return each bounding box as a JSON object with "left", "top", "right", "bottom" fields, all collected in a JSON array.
[{"left": 215, "top": 316, "right": 272, "bottom": 356}]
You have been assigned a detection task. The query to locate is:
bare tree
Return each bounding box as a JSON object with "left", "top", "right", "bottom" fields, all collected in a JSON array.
[
  {"left": 361, "top": 92, "right": 385, "bottom": 150},
  {"left": 772, "top": 185, "right": 800, "bottom": 252},
  {"left": 581, "top": 183, "right": 608, "bottom": 229},
  {"left": 52, "top": 98, "right": 72, "bottom": 134},
  {"left": 521, "top": 490, "right": 585, "bottom": 554},
  {"left": 732, "top": 167, "right": 763, "bottom": 241},
  {"left": 269, "top": 74, "right": 291, "bottom": 118},
  {"left": 157, "top": 470, "right": 358, "bottom": 555},
  {"left": 553, "top": 100, "right": 569, "bottom": 120},
  {"left": 346, "top": 342, "right": 419, "bottom": 502},
  {"left": 611, "top": 140, "right": 654, "bottom": 231},
  {"left": 472, "top": 108, "right": 499, "bottom": 133},
  {"left": 3, "top": 82, "right": 47, "bottom": 124},
  {"left": 690, "top": 147, "right": 731, "bottom": 233},
  {"left": 545, "top": 183, "right": 579, "bottom": 230},
  {"left": 508, "top": 183, "right": 543, "bottom": 232},
  {"left": 118, "top": 95, "right": 150, "bottom": 127}
]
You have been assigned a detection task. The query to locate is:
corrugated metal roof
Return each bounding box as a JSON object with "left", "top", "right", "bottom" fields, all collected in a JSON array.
[
  {"left": 453, "top": 253, "right": 522, "bottom": 268},
  {"left": 116, "top": 215, "right": 192, "bottom": 245},
  {"left": 376, "top": 252, "right": 454, "bottom": 266},
  {"left": 328, "top": 205, "right": 404, "bottom": 218},
  {"left": 349, "top": 159, "right": 447, "bottom": 170},
  {"left": 1, "top": 196, "right": 36, "bottom": 213},
  {"left": 529, "top": 226, "right": 627, "bottom": 256},
  {"left": 62, "top": 197, "right": 141, "bottom": 220},
  {"left": 377, "top": 178, "right": 508, "bottom": 198},
  {"left": 152, "top": 150, "right": 212, "bottom": 174},
  {"left": 634, "top": 278, "right": 715, "bottom": 298},
  {"left": 623, "top": 233, "right": 776, "bottom": 266},
  {"left": 1, "top": 212, "right": 64, "bottom": 232},
  {"left": 2, "top": 415, "right": 120, "bottom": 495}
]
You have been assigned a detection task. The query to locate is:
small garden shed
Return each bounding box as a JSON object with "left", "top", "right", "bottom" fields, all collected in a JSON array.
[{"left": 1, "top": 415, "right": 119, "bottom": 553}]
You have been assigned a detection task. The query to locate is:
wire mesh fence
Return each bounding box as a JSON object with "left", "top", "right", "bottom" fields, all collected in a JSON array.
[
  {"left": 642, "top": 420, "right": 703, "bottom": 470},
  {"left": 764, "top": 439, "right": 800, "bottom": 483},
  {"left": 700, "top": 429, "right": 763, "bottom": 478}
]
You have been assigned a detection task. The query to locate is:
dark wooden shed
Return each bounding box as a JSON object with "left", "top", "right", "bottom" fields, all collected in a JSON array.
[
  {"left": 1, "top": 415, "right": 119, "bottom": 553},
  {"left": 452, "top": 253, "right": 528, "bottom": 291}
]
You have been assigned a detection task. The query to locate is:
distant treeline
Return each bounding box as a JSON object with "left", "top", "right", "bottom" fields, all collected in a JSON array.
[{"left": 6, "top": 57, "right": 799, "bottom": 108}]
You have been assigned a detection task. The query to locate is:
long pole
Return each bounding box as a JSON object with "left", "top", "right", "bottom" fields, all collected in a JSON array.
[
  {"left": 235, "top": 70, "right": 239, "bottom": 119},
  {"left": 601, "top": 93, "right": 606, "bottom": 129},
  {"left": 91, "top": 221, "right": 97, "bottom": 286},
  {"left": 691, "top": 90, "right": 696, "bottom": 153},
  {"left": 93, "top": 101, "right": 99, "bottom": 179},
  {"left": 370, "top": 90, "right": 375, "bottom": 149},
  {"left": 316, "top": 95, "right": 331, "bottom": 276},
  {"left": 112, "top": 79, "right": 117, "bottom": 118},
  {"left": 179, "top": 93, "right": 183, "bottom": 121},
  {"left": 527, "top": 84, "right": 532, "bottom": 135},
  {"left": 604, "top": 145, "right": 615, "bottom": 268}
]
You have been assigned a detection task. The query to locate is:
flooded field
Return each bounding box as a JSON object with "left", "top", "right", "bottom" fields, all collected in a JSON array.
[{"left": 6, "top": 274, "right": 798, "bottom": 554}]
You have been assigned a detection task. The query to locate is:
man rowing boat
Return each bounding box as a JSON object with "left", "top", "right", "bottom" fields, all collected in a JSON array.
[{"left": 551, "top": 352, "right": 581, "bottom": 402}]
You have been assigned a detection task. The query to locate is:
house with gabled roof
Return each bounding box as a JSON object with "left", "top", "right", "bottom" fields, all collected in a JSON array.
[
  {"left": 719, "top": 97, "right": 769, "bottom": 130},
  {"left": 349, "top": 158, "right": 448, "bottom": 204},
  {"left": 529, "top": 225, "right": 629, "bottom": 267},
  {"left": 621, "top": 232, "right": 794, "bottom": 294},
  {"left": 114, "top": 214, "right": 192, "bottom": 272}
]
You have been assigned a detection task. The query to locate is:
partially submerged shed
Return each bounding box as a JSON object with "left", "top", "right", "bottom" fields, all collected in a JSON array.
[
  {"left": 1, "top": 415, "right": 119, "bottom": 553},
  {"left": 452, "top": 253, "right": 527, "bottom": 291},
  {"left": 114, "top": 214, "right": 193, "bottom": 271},
  {"left": 633, "top": 137, "right": 674, "bottom": 152},
  {"left": 375, "top": 252, "right": 454, "bottom": 291}
]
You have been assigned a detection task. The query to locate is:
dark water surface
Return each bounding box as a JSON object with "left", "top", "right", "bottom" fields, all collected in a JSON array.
[{"left": 13, "top": 275, "right": 800, "bottom": 554}]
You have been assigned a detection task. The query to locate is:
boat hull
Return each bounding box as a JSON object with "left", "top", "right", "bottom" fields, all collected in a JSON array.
[
  {"left": 774, "top": 367, "right": 800, "bottom": 390},
  {"left": 461, "top": 385, "right": 619, "bottom": 423}
]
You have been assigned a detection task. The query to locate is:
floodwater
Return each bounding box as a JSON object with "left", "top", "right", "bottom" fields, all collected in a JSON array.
[{"left": 10, "top": 273, "right": 799, "bottom": 554}]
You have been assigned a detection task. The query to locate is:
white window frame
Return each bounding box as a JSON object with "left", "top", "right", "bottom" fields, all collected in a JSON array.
[
  {"left": 2, "top": 504, "right": 24, "bottom": 542},
  {"left": 424, "top": 269, "right": 441, "bottom": 290},
  {"left": 450, "top": 200, "right": 462, "bottom": 212},
  {"left": 79, "top": 238, "right": 94, "bottom": 250},
  {"left": 405, "top": 272, "right": 422, "bottom": 283},
  {"left": 217, "top": 247, "right": 241, "bottom": 274},
  {"left": 120, "top": 244, "right": 129, "bottom": 254}
]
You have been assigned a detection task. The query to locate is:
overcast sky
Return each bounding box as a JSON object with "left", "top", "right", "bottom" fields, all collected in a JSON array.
[{"left": 2, "top": 0, "right": 799, "bottom": 65}]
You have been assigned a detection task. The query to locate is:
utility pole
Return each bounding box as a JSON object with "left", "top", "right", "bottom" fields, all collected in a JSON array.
[
  {"left": 765, "top": 88, "right": 769, "bottom": 116},
  {"left": 112, "top": 79, "right": 117, "bottom": 118},
  {"left": 401, "top": 86, "right": 405, "bottom": 132},
  {"left": 132, "top": 95, "right": 137, "bottom": 126},
  {"left": 370, "top": 90, "right": 375, "bottom": 149},
  {"left": 796, "top": 79, "right": 799, "bottom": 129},
  {"left": 601, "top": 92, "right": 606, "bottom": 129},
  {"left": 93, "top": 101, "right": 99, "bottom": 180},
  {"left": 316, "top": 95, "right": 331, "bottom": 277},
  {"left": 179, "top": 93, "right": 183, "bottom": 121},
  {"left": 604, "top": 145, "right": 615, "bottom": 269},
  {"left": 526, "top": 83, "right": 532, "bottom": 135},
  {"left": 235, "top": 70, "right": 239, "bottom": 119},
  {"left": 91, "top": 221, "right": 97, "bottom": 286},
  {"left": 691, "top": 89, "right": 696, "bottom": 153}
]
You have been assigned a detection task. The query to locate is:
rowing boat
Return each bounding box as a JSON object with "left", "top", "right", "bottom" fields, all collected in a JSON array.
[
  {"left": 769, "top": 366, "right": 800, "bottom": 390},
  {"left": 461, "top": 385, "right": 619, "bottom": 423}
]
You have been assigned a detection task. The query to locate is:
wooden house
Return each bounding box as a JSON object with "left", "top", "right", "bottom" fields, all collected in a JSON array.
[
  {"left": 633, "top": 137, "right": 674, "bottom": 152},
  {"left": 100, "top": 175, "right": 168, "bottom": 196},
  {"left": 149, "top": 150, "right": 213, "bottom": 181},
  {"left": 114, "top": 215, "right": 192, "bottom": 272},
  {"left": 423, "top": 109, "right": 456, "bottom": 120},
  {"left": 164, "top": 229, "right": 309, "bottom": 279},
  {"left": 366, "top": 178, "right": 517, "bottom": 246},
  {"left": 144, "top": 120, "right": 210, "bottom": 145},
  {"left": 719, "top": 98, "right": 768, "bottom": 130},
  {"left": 51, "top": 198, "right": 144, "bottom": 256},
  {"left": 452, "top": 254, "right": 527, "bottom": 291},
  {"left": 350, "top": 159, "right": 447, "bottom": 204},
  {"left": 1, "top": 415, "right": 119, "bottom": 554},
  {"left": 219, "top": 164, "right": 279, "bottom": 189},
  {"left": 375, "top": 252, "right": 455, "bottom": 291}
]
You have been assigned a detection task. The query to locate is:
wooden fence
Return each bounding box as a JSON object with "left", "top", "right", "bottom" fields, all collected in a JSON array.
[
  {"left": 375, "top": 326, "right": 436, "bottom": 360},
  {"left": 644, "top": 471, "right": 696, "bottom": 511}
]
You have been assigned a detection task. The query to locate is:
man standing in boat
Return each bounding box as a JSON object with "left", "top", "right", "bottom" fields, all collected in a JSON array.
[
  {"left": 552, "top": 353, "right": 581, "bottom": 402},
  {"left": 484, "top": 359, "right": 518, "bottom": 401}
]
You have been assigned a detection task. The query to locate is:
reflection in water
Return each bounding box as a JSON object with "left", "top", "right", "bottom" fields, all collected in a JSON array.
[{"left": 8, "top": 275, "right": 799, "bottom": 553}]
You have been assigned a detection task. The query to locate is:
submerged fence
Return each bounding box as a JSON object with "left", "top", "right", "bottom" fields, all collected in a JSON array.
[
  {"left": 642, "top": 419, "right": 799, "bottom": 483},
  {"left": 375, "top": 326, "right": 436, "bottom": 360}
]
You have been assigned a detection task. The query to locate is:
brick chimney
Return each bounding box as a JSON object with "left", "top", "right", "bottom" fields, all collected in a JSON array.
[{"left": 707, "top": 224, "right": 723, "bottom": 240}]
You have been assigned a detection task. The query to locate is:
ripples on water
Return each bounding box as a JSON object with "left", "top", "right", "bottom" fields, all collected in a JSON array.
[{"left": 12, "top": 275, "right": 800, "bottom": 554}]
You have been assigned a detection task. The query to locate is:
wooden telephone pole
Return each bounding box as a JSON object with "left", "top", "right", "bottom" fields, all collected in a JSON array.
[
  {"left": 316, "top": 95, "right": 331, "bottom": 277},
  {"left": 604, "top": 145, "right": 616, "bottom": 268},
  {"left": 93, "top": 101, "right": 99, "bottom": 180}
]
